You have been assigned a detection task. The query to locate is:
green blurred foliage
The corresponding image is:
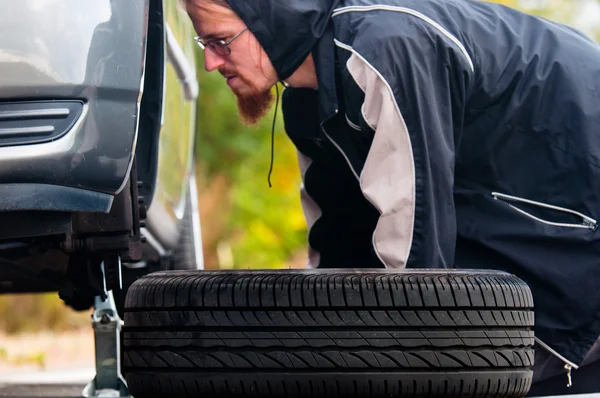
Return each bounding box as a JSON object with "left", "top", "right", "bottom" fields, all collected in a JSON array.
[
  {"left": 194, "top": 51, "right": 307, "bottom": 269},
  {"left": 227, "top": 131, "right": 308, "bottom": 269}
]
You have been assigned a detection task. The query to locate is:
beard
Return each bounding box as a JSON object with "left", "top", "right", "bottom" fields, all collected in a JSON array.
[
  {"left": 224, "top": 70, "right": 274, "bottom": 126},
  {"left": 236, "top": 90, "right": 274, "bottom": 126}
]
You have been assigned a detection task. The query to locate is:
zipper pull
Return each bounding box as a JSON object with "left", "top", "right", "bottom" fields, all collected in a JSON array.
[
  {"left": 564, "top": 363, "right": 573, "bottom": 388},
  {"left": 583, "top": 219, "right": 598, "bottom": 231}
]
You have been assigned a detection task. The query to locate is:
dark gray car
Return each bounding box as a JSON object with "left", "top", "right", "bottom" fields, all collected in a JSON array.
[{"left": 0, "top": 0, "right": 202, "bottom": 313}]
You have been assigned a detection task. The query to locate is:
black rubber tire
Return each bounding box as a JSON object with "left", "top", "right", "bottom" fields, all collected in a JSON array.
[{"left": 122, "top": 269, "right": 534, "bottom": 398}]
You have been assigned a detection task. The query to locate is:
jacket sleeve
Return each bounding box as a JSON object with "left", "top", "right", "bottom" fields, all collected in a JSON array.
[{"left": 339, "top": 16, "right": 474, "bottom": 268}]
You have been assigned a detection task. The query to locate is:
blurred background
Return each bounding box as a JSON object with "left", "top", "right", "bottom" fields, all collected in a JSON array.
[{"left": 0, "top": 0, "right": 599, "bottom": 374}]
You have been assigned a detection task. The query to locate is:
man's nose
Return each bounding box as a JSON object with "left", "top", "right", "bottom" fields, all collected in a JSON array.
[{"left": 204, "top": 50, "right": 226, "bottom": 72}]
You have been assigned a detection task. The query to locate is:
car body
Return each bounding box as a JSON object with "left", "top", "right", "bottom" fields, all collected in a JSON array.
[{"left": 0, "top": 0, "right": 202, "bottom": 308}]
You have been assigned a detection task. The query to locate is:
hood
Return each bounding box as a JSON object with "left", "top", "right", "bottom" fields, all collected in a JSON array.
[{"left": 227, "top": 0, "right": 339, "bottom": 81}]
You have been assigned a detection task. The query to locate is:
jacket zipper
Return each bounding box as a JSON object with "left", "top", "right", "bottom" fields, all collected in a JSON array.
[{"left": 492, "top": 192, "right": 598, "bottom": 231}]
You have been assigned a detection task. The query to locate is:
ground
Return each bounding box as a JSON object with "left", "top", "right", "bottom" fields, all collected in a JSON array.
[
  {"left": 0, "top": 328, "right": 94, "bottom": 373},
  {"left": 0, "top": 328, "right": 95, "bottom": 397}
]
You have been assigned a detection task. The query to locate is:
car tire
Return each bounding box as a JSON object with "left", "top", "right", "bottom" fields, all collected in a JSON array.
[{"left": 122, "top": 269, "right": 534, "bottom": 398}]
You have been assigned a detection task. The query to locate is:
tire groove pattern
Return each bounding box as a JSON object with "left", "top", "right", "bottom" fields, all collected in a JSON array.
[
  {"left": 123, "top": 270, "right": 534, "bottom": 398},
  {"left": 125, "top": 347, "right": 534, "bottom": 368}
]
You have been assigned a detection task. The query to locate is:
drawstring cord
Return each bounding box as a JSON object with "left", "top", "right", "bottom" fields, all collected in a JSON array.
[{"left": 267, "top": 83, "right": 280, "bottom": 188}]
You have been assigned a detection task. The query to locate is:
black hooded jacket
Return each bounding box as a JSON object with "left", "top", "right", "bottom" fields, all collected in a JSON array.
[{"left": 228, "top": 0, "right": 600, "bottom": 367}]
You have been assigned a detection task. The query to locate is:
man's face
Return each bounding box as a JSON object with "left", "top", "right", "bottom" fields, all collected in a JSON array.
[{"left": 186, "top": 1, "right": 278, "bottom": 125}]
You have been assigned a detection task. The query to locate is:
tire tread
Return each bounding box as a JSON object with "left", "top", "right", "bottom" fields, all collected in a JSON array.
[{"left": 123, "top": 270, "right": 534, "bottom": 398}]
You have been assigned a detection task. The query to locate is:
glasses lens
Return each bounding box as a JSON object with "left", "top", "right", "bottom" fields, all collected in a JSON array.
[{"left": 207, "top": 41, "right": 230, "bottom": 56}]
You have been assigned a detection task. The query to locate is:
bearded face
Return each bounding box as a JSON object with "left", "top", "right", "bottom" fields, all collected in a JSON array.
[
  {"left": 228, "top": 71, "right": 275, "bottom": 125},
  {"left": 186, "top": 0, "right": 278, "bottom": 125}
]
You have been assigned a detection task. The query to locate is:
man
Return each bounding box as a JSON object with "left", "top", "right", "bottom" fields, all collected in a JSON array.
[{"left": 184, "top": 0, "right": 600, "bottom": 394}]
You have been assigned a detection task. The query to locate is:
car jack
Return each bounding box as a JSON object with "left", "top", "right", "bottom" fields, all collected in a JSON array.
[{"left": 82, "top": 290, "right": 131, "bottom": 398}]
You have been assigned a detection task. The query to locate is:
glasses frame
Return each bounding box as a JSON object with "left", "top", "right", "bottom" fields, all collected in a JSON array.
[{"left": 194, "top": 27, "right": 249, "bottom": 56}]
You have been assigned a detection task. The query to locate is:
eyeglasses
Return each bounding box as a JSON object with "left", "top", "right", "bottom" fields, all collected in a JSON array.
[{"left": 194, "top": 27, "right": 248, "bottom": 57}]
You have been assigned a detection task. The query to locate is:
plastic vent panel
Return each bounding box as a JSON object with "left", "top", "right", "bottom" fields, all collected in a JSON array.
[{"left": 0, "top": 100, "right": 84, "bottom": 146}]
